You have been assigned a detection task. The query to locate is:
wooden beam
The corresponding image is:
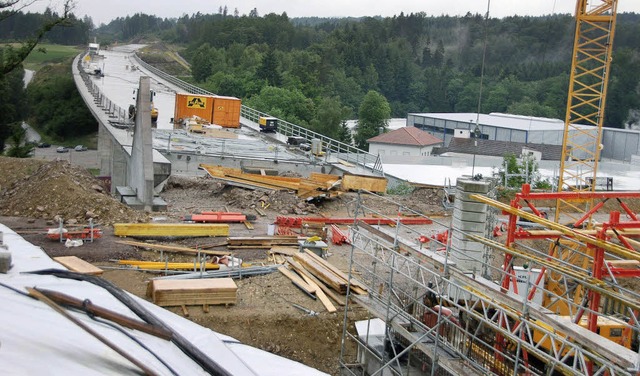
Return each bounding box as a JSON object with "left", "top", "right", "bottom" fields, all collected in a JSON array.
[
  {"left": 114, "top": 223, "right": 229, "bottom": 238},
  {"left": 286, "top": 258, "right": 345, "bottom": 306},
  {"left": 115, "top": 240, "right": 231, "bottom": 256},
  {"left": 278, "top": 266, "right": 316, "bottom": 295}
]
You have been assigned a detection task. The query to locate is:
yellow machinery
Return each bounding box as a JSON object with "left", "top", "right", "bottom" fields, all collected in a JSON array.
[
  {"left": 554, "top": 0, "right": 618, "bottom": 224},
  {"left": 540, "top": 0, "right": 633, "bottom": 352},
  {"left": 545, "top": 0, "right": 619, "bottom": 314}
]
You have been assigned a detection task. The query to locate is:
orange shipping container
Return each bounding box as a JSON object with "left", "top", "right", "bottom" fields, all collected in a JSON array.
[
  {"left": 212, "top": 96, "right": 241, "bottom": 128},
  {"left": 174, "top": 93, "right": 215, "bottom": 127}
]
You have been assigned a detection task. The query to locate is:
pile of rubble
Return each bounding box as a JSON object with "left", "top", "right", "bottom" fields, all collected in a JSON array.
[
  {"left": 221, "top": 188, "right": 319, "bottom": 215},
  {"left": 0, "top": 158, "right": 147, "bottom": 225}
]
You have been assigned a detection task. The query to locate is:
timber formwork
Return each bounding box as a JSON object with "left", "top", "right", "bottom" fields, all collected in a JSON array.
[{"left": 338, "top": 189, "right": 640, "bottom": 376}]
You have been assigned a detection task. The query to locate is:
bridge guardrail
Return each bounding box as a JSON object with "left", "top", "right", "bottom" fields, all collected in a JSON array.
[
  {"left": 131, "top": 53, "right": 384, "bottom": 176},
  {"left": 76, "top": 53, "right": 131, "bottom": 127}
]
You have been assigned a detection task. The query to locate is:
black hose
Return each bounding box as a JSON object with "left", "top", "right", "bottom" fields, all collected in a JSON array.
[
  {"left": 26, "top": 269, "right": 233, "bottom": 376},
  {"left": 84, "top": 301, "right": 180, "bottom": 376}
]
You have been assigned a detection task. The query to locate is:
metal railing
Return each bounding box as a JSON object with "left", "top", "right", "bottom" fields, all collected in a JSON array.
[
  {"left": 131, "top": 53, "right": 384, "bottom": 176},
  {"left": 76, "top": 54, "right": 132, "bottom": 127}
]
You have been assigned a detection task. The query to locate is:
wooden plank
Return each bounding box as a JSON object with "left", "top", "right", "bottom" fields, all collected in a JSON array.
[
  {"left": 294, "top": 253, "right": 347, "bottom": 293},
  {"left": 255, "top": 207, "right": 266, "bottom": 216},
  {"left": 303, "top": 250, "right": 367, "bottom": 292},
  {"left": 294, "top": 270, "right": 336, "bottom": 313},
  {"left": 115, "top": 240, "right": 231, "bottom": 256},
  {"left": 341, "top": 174, "right": 387, "bottom": 193},
  {"left": 225, "top": 172, "right": 301, "bottom": 190},
  {"left": 338, "top": 159, "right": 355, "bottom": 167},
  {"left": 278, "top": 266, "right": 316, "bottom": 295},
  {"left": 605, "top": 259, "right": 640, "bottom": 268},
  {"left": 114, "top": 223, "right": 229, "bottom": 238},
  {"left": 243, "top": 221, "right": 254, "bottom": 230},
  {"left": 269, "top": 246, "right": 299, "bottom": 256},
  {"left": 286, "top": 258, "right": 346, "bottom": 306},
  {"left": 53, "top": 256, "right": 103, "bottom": 275}
]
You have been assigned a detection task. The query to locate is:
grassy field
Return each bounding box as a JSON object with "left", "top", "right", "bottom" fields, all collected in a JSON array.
[{"left": 22, "top": 44, "right": 81, "bottom": 70}]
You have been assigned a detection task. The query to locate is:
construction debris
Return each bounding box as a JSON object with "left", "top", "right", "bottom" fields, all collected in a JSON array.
[
  {"left": 116, "top": 239, "right": 231, "bottom": 256},
  {"left": 199, "top": 164, "right": 343, "bottom": 200}
]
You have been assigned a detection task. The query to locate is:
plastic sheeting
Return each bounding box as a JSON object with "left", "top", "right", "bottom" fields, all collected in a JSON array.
[{"left": 0, "top": 224, "right": 327, "bottom": 376}]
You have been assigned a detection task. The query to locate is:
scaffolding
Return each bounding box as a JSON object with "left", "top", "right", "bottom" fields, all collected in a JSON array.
[{"left": 338, "top": 186, "right": 640, "bottom": 376}]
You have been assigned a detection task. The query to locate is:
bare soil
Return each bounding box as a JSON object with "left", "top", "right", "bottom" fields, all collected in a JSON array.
[{"left": 0, "top": 155, "right": 445, "bottom": 374}]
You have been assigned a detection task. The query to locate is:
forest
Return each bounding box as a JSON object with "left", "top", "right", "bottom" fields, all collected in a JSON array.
[
  {"left": 1, "top": 7, "right": 639, "bottom": 150},
  {"left": 94, "top": 10, "right": 640, "bottom": 139}
]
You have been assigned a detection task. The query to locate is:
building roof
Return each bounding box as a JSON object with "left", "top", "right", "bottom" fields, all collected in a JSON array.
[
  {"left": 408, "top": 112, "right": 594, "bottom": 132},
  {"left": 0, "top": 224, "right": 327, "bottom": 376},
  {"left": 367, "top": 126, "right": 443, "bottom": 147},
  {"left": 434, "top": 137, "right": 564, "bottom": 160}
]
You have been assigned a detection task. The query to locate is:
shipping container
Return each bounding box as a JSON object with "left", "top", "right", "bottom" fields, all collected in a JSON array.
[
  {"left": 212, "top": 96, "right": 242, "bottom": 128},
  {"left": 173, "top": 93, "right": 215, "bottom": 128}
]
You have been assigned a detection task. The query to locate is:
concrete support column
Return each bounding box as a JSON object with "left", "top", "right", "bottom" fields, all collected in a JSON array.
[
  {"left": 450, "top": 177, "right": 491, "bottom": 274},
  {"left": 128, "top": 77, "right": 155, "bottom": 212}
]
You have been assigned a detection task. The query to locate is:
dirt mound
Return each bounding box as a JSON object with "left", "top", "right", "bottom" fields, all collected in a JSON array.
[{"left": 0, "top": 158, "right": 147, "bottom": 225}]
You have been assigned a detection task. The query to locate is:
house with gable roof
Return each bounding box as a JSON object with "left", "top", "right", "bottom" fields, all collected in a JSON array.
[{"left": 366, "top": 126, "right": 444, "bottom": 158}]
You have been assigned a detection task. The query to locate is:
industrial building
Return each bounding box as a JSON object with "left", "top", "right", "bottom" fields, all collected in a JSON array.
[{"left": 408, "top": 112, "right": 640, "bottom": 162}]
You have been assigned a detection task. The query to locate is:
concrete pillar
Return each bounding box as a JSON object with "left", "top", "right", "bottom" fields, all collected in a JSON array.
[
  {"left": 128, "top": 77, "right": 155, "bottom": 212},
  {"left": 450, "top": 177, "right": 491, "bottom": 274}
]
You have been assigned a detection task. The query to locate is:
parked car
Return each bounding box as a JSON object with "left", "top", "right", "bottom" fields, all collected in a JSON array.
[
  {"left": 74, "top": 145, "right": 88, "bottom": 152},
  {"left": 37, "top": 142, "right": 51, "bottom": 148},
  {"left": 56, "top": 146, "right": 69, "bottom": 153}
]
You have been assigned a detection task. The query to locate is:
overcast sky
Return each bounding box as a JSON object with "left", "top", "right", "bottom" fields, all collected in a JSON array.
[{"left": 29, "top": 0, "right": 640, "bottom": 27}]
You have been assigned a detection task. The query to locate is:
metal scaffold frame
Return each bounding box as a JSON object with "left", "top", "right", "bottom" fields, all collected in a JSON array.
[{"left": 339, "top": 189, "right": 640, "bottom": 376}]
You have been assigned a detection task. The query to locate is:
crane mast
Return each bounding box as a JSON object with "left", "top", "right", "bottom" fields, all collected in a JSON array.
[{"left": 555, "top": 0, "right": 618, "bottom": 225}]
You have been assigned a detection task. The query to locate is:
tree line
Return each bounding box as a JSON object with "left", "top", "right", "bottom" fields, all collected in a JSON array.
[
  {"left": 1, "top": 6, "right": 639, "bottom": 155},
  {"left": 0, "top": 3, "right": 94, "bottom": 155},
  {"left": 93, "top": 10, "right": 639, "bottom": 142}
]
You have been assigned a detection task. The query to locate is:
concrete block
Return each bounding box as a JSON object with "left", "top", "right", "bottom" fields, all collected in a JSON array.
[
  {"left": 450, "top": 235, "right": 485, "bottom": 253},
  {"left": 452, "top": 209, "right": 487, "bottom": 224},
  {"left": 456, "top": 178, "right": 491, "bottom": 193},
  {"left": 454, "top": 189, "right": 488, "bottom": 203},
  {"left": 152, "top": 197, "right": 168, "bottom": 211},
  {"left": 452, "top": 217, "right": 486, "bottom": 233},
  {"left": 453, "top": 199, "right": 487, "bottom": 213}
]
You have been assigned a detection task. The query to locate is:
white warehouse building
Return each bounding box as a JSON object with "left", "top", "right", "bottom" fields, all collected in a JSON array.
[{"left": 407, "top": 112, "right": 640, "bottom": 162}]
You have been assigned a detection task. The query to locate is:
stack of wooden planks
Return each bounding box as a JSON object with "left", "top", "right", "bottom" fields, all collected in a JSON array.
[
  {"left": 293, "top": 250, "right": 368, "bottom": 295},
  {"left": 199, "top": 164, "right": 344, "bottom": 199},
  {"left": 269, "top": 247, "right": 367, "bottom": 313},
  {"left": 147, "top": 278, "right": 237, "bottom": 307}
]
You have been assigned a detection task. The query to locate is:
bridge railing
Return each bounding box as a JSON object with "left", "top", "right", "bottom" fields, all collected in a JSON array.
[
  {"left": 76, "top": 54, "right": 131, "bottom": 126},
  {"left": 131, "top": 53, "right": 384, "bottom": 176}
]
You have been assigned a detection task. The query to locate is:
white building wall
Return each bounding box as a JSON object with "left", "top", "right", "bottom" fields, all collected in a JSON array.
[{"left": 369, "top": 143, "right": 439, "bottom": 157}]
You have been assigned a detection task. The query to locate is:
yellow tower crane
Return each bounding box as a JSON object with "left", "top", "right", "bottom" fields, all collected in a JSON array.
[{"left": 555, "top": 0, "right": 618, "bottom": 225}]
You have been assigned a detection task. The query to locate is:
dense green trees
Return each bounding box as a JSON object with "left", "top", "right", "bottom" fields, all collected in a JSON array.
[
  {"left": 0, "top": 66, "right": 26, "bottom": 152},
  {"left": 94, "top": 10, "right": 639, "bottom": 137},
  {"left": 355, "top": 91, "right": 391, "bottom": 149},
  {"left": 26, "top": 63, "right": 97, "bottom": 142}
]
